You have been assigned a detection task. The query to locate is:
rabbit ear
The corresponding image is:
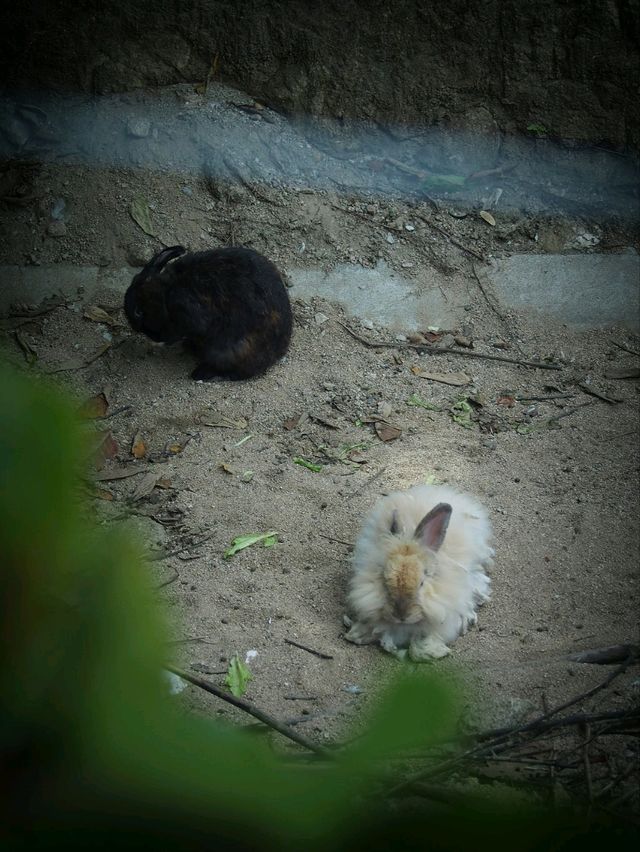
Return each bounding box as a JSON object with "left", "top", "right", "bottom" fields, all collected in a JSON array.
[
  {"left": 147, "top": 245, "right": 186, "bottom": 273},
  {"left": 390, "top": 509, "right": 402, "bottom": 535},
  {"left": 414, "top": 502, "right": 452, "bottom": 552}
]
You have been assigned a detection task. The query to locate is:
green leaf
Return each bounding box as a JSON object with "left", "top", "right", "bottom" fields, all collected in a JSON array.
[
  {"left": 224, "top": 655, "right": 253, "bottom": 697},
  {"left": 450, "top": 398, "right": 474, "bottom": 429},
  {"left": 223, "top": 531, "right": 278, "bottom": 559},
  {"left": 130, "top": 196, "right": 157, "bottom": 236},
  {"left": 293, "top": 457, "right": 323, "bottom": 472},
  {"left": 406, "top": 393, "right": 440, "bottom": 411}
]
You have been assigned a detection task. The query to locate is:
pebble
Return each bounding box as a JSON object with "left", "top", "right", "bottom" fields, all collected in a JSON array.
[
  {"left": 361, "top": 319, "right": 374, "bottom": 330},
  {"left": 127, "top": 117, "right": 151, "bottom": 138},
  {"left": 395, "top": 333, "right": 407, "bottom": 342},
  {"left": 47, "top": 220, "right": 67, "bottom": 237},
  {"left": 314, "top": 312, "right": 329, "bottom": 325},
  {"left": 404, "top": 223, "right": 415, "bottom": 231},
  {"left": 401, "top": 261, "right": 414, "bottom": 268},
  {"left": 385, "top": 233, "right": 396, "bottom": 244}
]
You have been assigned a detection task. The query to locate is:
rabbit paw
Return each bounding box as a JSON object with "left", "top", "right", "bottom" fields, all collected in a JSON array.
[
  {"left": 380, "top": 633, "right": 407, "bottom": 660},
  {"left": 409, "top": 635, "right": 451, "bottom": 661},
  {"left": 344, "top": 620, "right": 376, "bottom": 645}
]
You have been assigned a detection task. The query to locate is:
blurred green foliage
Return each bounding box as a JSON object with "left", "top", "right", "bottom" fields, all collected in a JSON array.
[{"left": 0, "top": 364, "right": 636, "bottom": 850}]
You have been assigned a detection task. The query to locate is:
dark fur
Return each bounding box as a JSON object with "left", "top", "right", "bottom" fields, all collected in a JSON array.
[{"left": 124, "top": 245, "right": 293, "bottom": 380}]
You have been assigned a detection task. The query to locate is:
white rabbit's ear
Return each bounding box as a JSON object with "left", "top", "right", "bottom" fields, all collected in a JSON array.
[
  {"left": 414, "top": 502, "right": 452, "bottom": 551},
  {"left": 390, "top": 509, "right": 402, "bottom": 535}
]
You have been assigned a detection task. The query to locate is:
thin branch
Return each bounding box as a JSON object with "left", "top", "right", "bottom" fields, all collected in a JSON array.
[
  {"left": 337, "top": 321, "right": 563, "bottom": 371},
  {"left": 613, "top": 341, "right": 640, "bottom": 357},
  {"left": 471, "top": 264, "right": 509, "bottom": 323},
  {"left": 149, "top": 533, "right": 213, "bottom": 562},
  {"left": 567, "top": 644, "right": 640, "bottom": 665},
  {"left": 284, "top": 638, "right": 334, "bottom": 660},
  {"left": 167, "top": 665, "right": 331, "bottom": 758}
]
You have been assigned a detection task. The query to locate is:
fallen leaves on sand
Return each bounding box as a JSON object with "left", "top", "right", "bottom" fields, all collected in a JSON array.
[
  {"left": 294, "top": 457, "right": 323, "bottom": 472},
  {"left": 224, "top": 531, "right": 278, "bottom": 559},
  {"left": 131, "top": 432, "right": 147, "bottom": 458},
  {"left": 129, "top": 196, "right": 157, "bottom": 237},
  {"left": 224, "top": 655, "right": 253, "bottom": 697}
]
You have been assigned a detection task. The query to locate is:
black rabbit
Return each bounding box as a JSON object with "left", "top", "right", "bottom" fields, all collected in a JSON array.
[{"left": 124, "top": 245, "right": 293, "bottom": 380}]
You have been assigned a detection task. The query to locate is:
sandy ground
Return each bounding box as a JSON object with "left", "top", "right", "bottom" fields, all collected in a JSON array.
[{"left": 1, "top": 85, "right": 638, "bottom": 782}]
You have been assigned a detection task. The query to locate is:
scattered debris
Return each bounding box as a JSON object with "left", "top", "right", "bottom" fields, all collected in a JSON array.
[
  {"left": 413, "top": 369, "right": 472, "bottom": 387},
  {"left": 294, "top": 457, "right": 323, "bottom": 472},
  {"left": 129, "top": 195, "right": 157, "bottom": 237}
]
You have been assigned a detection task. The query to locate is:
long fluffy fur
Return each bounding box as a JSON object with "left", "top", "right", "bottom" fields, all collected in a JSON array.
[{"left": 345, "top": 484, "right": 493, "bottom": 660}]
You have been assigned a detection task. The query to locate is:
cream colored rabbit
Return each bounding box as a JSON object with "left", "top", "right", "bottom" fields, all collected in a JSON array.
[{"left": 344, "top": 484, "right": 492, "bottom": 661}]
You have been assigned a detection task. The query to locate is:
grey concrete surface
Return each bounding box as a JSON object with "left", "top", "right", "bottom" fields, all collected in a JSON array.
[
  {"left": 487, "top": 252, "right": 640, "bottom": 333},
  {"left": 1, "top": 252, "right": 638, "bottom": 333}
]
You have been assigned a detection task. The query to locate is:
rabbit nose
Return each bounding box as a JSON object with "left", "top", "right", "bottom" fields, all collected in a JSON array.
[{"left": 393, "top": 598, "right": 411, "bottom": 621}]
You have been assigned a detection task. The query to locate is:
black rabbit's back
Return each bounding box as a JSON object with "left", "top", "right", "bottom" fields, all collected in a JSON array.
[{"left": 129, "top": 245, "right": 292, "bottom": 380}]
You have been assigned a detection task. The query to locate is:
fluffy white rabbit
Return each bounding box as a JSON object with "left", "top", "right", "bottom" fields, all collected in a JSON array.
[{"left": 344, "top": 484, "right": 492, "bottom": 661}]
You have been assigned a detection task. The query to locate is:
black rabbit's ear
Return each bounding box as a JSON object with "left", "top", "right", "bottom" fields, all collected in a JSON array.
[
  {"left": 147, "top": 245, "right": 186, "bottom": 272},
  {"left": 414, "top": 503, "right": 452, "bottom": 552}
]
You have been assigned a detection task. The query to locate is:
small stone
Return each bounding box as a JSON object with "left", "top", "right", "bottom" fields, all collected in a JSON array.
[
  {"left": 440, "top": 333, "right": 455, "bottom": 348},
  {"left": 361, "top": 319, "right": 374, "bottom": 330},
  {"left": 127, "top": 117, "right": 151, "bottom": 138},
  {"left": 454, "top": 335, "right": 473, "bottom": 348},
  {"left": 395, "top": 333, "right": 407, "bottom": 342},
  {"left": 404, "top": 223, "right": 415, "bottom": 232},
  {"left": 46, "top": 220, "right": 67, "bottom": 237},
  {"left": 481, "top": 436, "right": 497, "bottom": 450},
  {"left": 385, "top": 233, "right": 396, "bottom": 244},
  {"left": 401, "top": 261, "right": 414, "bottom": 268},
  {"left": 314, "top": 312, "right": 329, "bottom": 325}
]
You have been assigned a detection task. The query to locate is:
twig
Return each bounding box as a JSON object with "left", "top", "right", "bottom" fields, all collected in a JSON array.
[
  {"left": 614, "top": 341, "right": 640, "bottom": 356},
  {"left": 516, "top": 393, "right": 574, "bottom": 402},
  {"left": 546, "top": 400, "right": 595, "bottom": 426},
  {"left": 337, "top": 321, "right": 562, "bottom": 371},
  {"left": 96, "top": 404, "right": 133, "bottom": 420},
  {"left": 384, "top": 659, "right": 634, "bottom": 797},
  {"left": 351, "top": 465, "right": 387, "bottom": 496},
  {"left": 149, "top": 533, "right": 213, "bottom": 562},
  {"left": 167, "top": 666, "right": 331, "bottom": 757},
  {"left": 577, "top": 383, "right": 623, "bottom": 404},
  {"left": 284, "top": 638, "right": 334, "bottom": 660},
  {"left": 284, "top": 695, "right": 319, "bottom": 701},
  {"left": 318, "top": 533, "right": 353, "bottom": 547},
  {"left": 472, "top": 264, "right": 509, "bottom": 323},
  {"left": 567, "top": 644, "right": 639, "bottom": 665}
]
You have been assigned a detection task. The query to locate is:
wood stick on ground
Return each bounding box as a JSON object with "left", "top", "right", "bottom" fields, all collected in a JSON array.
[
  {"left": 567, "top": 644, "right": 640, "bottom": 665},
  {"left": 337, "top": 321, "right": 563, "bottom": 371},
  {"left": 167, "top": 665, "right": 331, "bottom": 758},
  {"left": 614, "top": 341, "right": 640, "bottom": 357},
  {"left": 472, "top": 264, "right": 509, "bottom": 323},
  {"left": 384, "top": 658, "right": 635, "bottom": 797},
  {"left": 284, "top": 638, "right": 334, "bottom": 660}
]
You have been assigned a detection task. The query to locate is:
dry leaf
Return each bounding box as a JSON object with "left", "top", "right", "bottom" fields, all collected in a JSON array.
[
  {"left": 374, "top": 421, "right": 402, "bottom": 442},
  {"left": 167, "top": 443, "right": 183, "bottom": 454},
  {"left": 79, "top": 392, "right": 108, "bottom": 419},
  {"left": 424, "top": 331, "right": 443, "bottom": 343},
  {"left": 283, "top": 415, "right": 300, "bottom": 431},
  {"left": 497, "top": 395, "right": 516, "bottom": 407},
  {"left": 155, "top": 477, "right": 172, "bottom": 489},
  {"left": 131, "top": 471, "right": 161, "bottom": 502},
  {"left": 131, "top": 432, "right": 147, "bottom": 459},
  {"left": 93, "top": 487, "right": 114, "bottom": 501},
  {"left": 479, "top": 210, "right": 496, "bottom": 226},
  {"left": 416, "top": 370, "right": 472, "bottom": 387},
  {"left": 92, "top": 431, "right": 118, "bottom": 470},
  {"left": 129, "top": 196, "right": 157, "bottom": 237},
  {"left": 83, "top": 305, "right": 119, "bottom": 327},
  {"left": 219, "top": 463, "right": 235, "bottom": 475}
]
